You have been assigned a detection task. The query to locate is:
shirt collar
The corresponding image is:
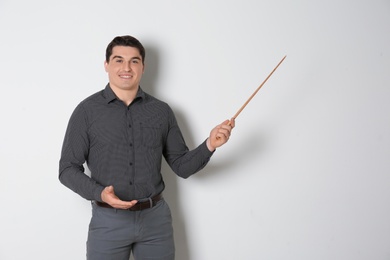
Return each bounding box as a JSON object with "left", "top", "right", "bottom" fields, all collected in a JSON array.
[{"left": 103, "top": 84, "right": 146, "bottom": 104}]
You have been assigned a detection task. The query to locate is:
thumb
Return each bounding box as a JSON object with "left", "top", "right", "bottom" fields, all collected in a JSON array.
[{"left": 106, "top": 185, "right": 114, "bottom": 194}]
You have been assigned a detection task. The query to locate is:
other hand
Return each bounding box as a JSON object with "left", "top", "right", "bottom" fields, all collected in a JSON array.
[{"left": 101, "top": 185, "right": 138, "bottom": 210}]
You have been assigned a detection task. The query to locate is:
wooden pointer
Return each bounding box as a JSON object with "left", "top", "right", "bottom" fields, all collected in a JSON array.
[{"left": 230, "top": 55, "right": 287, "bottom": 123}]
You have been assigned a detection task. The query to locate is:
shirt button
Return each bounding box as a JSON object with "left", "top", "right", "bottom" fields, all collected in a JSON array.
[
  {"left": 129, "top": 162, "right": 133, "bottom": 166},
  {"left": 130, "top": 143, "right": 133, "bottom": 147},
  {"left": 129, "top": 181, "right": 133, "bottom": 185}
]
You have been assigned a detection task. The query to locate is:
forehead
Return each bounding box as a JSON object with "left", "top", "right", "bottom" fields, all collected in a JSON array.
[{"left": 110, "top": 46, "right": 142, "bottom": 60}]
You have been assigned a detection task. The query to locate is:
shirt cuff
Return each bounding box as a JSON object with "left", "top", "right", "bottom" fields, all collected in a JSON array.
[
  {"left": 202, "top": 139, "right": 215, "bottom": 157},
  {"left": 93, "top": 185, "right": 106, "bottom": 202}
]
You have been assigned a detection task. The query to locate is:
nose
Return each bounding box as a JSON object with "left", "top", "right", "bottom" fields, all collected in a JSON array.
[{"left": 123, "top": 62, "right": 132, "bottom": 72}]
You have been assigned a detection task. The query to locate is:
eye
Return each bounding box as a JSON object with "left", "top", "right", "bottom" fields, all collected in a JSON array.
[
  {"left": 115, "top": 59, "right": 123, "bottom": 63},
  {"left": 132, "top": 59, "right": 139, "bottom": 64}
]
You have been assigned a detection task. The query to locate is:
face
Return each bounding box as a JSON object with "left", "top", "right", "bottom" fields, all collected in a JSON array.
[{"left": 104, "top": 46, "right": 145, "bottom": 92}]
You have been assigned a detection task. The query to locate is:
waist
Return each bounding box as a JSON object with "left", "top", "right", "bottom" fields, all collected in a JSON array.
[{"left": 95, "top": 193, "right": 163, "bottom": 211}]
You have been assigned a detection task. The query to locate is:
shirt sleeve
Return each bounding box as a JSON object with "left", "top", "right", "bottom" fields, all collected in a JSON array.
[
  {"left": 163, "top": 108, "right": 214, "bottom": 179},
  {"left": 59, "top": 103, "right": 105, "bottom": 201}
]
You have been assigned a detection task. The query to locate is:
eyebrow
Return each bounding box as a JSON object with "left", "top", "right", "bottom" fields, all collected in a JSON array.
[
  {"left": 111, "top": 55, "right": 141, "bottom": 61},
  {"left": 111, "top": 55, "right": 124, "bottom": 60}
]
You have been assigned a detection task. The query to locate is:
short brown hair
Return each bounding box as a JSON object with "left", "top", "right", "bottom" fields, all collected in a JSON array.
[{"left": 105, "top": 35, "right": 145, "bottom": 64}]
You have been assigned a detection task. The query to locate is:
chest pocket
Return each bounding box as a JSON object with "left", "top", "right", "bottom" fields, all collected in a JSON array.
[{"left": 141, "top": 124, "right": 162, "bottom": 149}]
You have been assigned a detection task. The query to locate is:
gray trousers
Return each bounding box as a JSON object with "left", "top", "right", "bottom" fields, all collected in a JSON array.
[{"left": 87, "top": 199, "right": 175, "bottom": 260}]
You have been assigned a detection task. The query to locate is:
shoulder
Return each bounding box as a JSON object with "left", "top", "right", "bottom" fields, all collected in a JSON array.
[
  {"left": 143, "top": 91, "right": 172, "bottom": 110},
  {"left": 79, "top": 89, "right": 106, "bottom": 107},
  {"left": 70, "top": 89, "right": 107, "bottom": 115},
  {"left": 69, "top": 89, "right": 106, "bottom": 121}
]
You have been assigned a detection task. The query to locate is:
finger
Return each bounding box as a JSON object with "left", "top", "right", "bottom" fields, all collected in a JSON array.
[
  {"left": 220, "top": 125, "right": 232, "bottom": 133},
  {"left": 218, "top": 126, "right": 232, "bottom": 137},
  {"left": 221, "top": 119, "right": 230, "bottom": 126},
  {"left": 215, "top": 120, "right": 232, "bottom": 141},
  {"left": 122, "top": 200, "right": 138, "bottom": 210},
  {"left": 113, "top": 200, "right": 138, "bottom": 209},
  {"left": 126, "top": 200, "right": 139, "bottom": 209},
  {"left": 214, "top": 126, "right": 230, "bottom": 140},
  {"left": 216, "top": 131, "right": 229, "bottom": 141},
  {"left": 229, "top": 118, "right": 236, "bottom": 128}
]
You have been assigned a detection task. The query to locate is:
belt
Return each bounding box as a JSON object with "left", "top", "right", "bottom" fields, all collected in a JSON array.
[{"left": 95, "top": 193, "right": 163, "bottom": 211}]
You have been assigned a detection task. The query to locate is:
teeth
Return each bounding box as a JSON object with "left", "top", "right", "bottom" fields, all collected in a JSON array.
[{"left": 120, "top": 75, "right": 132, "bottom": 78}]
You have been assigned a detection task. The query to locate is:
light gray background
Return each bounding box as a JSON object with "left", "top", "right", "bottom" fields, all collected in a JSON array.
[{"left": 1, "top": 0, "right": 389, "bottom": 259}]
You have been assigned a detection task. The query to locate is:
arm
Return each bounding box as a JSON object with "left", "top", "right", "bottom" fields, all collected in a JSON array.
[
  {"left": 164, "top": 112, "right": 235, "bottom": 178},
  {"left": 58, "top": 104, "right": 105, "bottom": 201}
]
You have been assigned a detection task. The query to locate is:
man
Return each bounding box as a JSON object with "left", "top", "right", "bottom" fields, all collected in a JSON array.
[{"left": 59, "top": 35, "right": 234, "bottom": 260}]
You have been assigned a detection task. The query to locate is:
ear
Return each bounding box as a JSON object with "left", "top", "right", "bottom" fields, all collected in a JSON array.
[{"left": 104, "top": 60, "right": 108, "bottom": 72}]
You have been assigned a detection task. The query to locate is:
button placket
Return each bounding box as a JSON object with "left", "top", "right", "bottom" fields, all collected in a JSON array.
[{"left": 126, "top": 108, "right": 135, "bottom": 190}]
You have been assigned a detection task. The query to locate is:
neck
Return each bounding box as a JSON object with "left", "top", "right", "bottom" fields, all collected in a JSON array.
[{"left": 111, "top": 85, "right": 138, "bottom": 106}]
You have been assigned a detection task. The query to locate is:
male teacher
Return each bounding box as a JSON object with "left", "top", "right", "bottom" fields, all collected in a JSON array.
[{"left": 59, "top": 35, "right": 234, "bottom": 260}]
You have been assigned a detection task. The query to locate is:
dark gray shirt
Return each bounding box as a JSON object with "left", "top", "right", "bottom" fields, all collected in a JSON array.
[{"left": 59, "top": 85, "right": 213, "bottom": 202}]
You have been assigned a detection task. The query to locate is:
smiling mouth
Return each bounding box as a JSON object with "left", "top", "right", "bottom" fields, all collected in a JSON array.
[
  {"left": 119, "top": 75, "right": 133, "bottom": 79},
  {"left": 120, "top": 75, "right": 133, "bottom": 79}
]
